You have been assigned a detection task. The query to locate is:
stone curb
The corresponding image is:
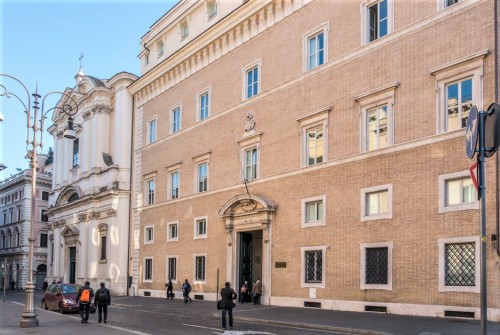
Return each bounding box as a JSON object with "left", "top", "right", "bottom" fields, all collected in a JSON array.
[{"left": 212, "top": 313, "right": 393, "bottom": 335}]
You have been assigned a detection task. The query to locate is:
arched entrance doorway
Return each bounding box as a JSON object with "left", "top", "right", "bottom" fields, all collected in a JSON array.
[
  {"left": 36, "top": 264, "right": 47, "bottom": 289},
  {"left": 218, "top": 194, "right": 276, "bottom": 305}
]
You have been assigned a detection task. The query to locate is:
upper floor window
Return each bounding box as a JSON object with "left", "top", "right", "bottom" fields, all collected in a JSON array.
[
  {"left": 157, "top": 41, "right": 164, "bottom": 58},
  {"left": 197, "top": 162, "right": 208, "bottom": 193},
  {"left": 72, "top": 139, "right": 79, "bottom": 167},
  {"left": 242, "top": 60, "right": 261, "bottom": 100},
  {"left": 147, "top": 119, "right": 157, "bottom": 144},
  {"left": 41, "top": 209, "right": 48, "bottom": 222},
  {"left": 42, "top": 191, "right": 49, "bottom": 201},
  {"left": 145, "top": 226, "right": 154, "bottom": 244},
  {"left": 146, "top": 179, "right": 155, "bottom": 205},
  {"left": 40, "top": 233, "right": 48, "bottom": 248},
  {"left": 167, "top": 221, "right": 178, "bottom": 242},
  {"left": 199, "top": 91, "right": 210, "bottom": 121},
  {"left": 194, "top": 217, "right": 208, "bottom": 239},
  {"left": 307, "top": 32, "right": 324, "bottom": 70},
  {"left": 17, "top": 207, "right": 21, "bottom": 221},
  {"left": 171, "top": 107, "right": 181, "bottom": 133},
  {"left": 207, "top": 0, "right": 217, "bottom": 19},
  {"left": 431, "top": 53, "right": 485, "bottom": 134},
  {"left": 301, "top": 195, "right": 326, "bottom": 228},
  {"left": 144, "top": 53, "right": 150, "bottom": 66},
  {"left": 438, "top": 171, "right": 478, "bottom": 213},
  {"left": 361, "top": 184, "right": 393, "bottom": 221},
  {"left": 170, "top": 171, "right": 180, "bottom": 199},
  {"left": 306, "top": 125, "right": 324, "bottom": 166},
  {"left": 180, "top": 20, "right": 189, "bottom": 39},
  {"left": 445, "top": 78, "right": 472, "bottom": 131},
  {"left": 367, "top": 105, "right": 388, "bottom": 151},
  {"left": 244, "top": 147, "right": 258, "bottom": 181},
  {"left": 298, "top": 108, "right": 330, "bottom": 167},
  {"left": 362, "top": 0, "right": 393, "bottom": 44},
  {"left": 100, "top": 236, "right": 107, "bottom": 261}
]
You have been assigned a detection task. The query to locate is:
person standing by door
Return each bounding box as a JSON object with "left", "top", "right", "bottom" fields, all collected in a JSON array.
[
  {"left": 220, "top": 282, "right": 237, "bottom": 330},
  {"left": 94, "top": 282, "right": 111, "bottom": 323},
  {"left": 253, "top": 278, "right": 262, "bottom": 305}
]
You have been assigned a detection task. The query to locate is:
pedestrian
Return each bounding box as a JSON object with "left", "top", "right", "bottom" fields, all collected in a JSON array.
[
  {"left": 42, "top": 280, "right": 48, "bottom": 292},
  {"left": 76, "top": 281, "right": 94, "bottom": 323},
  {"left": 239, "top": 281, "right": 249, "bottom": 304},
  {"left": 10, "top": 280, "right": 15, "bottom": 290},
  {"left": 94, "top": 282, "right": 111, "bottom": 324},
  {"left": 52, "top": 279, "right": 56, "bottom": 285},
  {"left": 253, "top": 278, "right": 262, "bottom": 305},
  {"left": 166, "top": 279, "right": 173, "bottom": 300},
  {"left": 182, "top": 279, "right": 192, "bottom": 303},
  {"left": 220, "top": 281, "right": 237, "bottom": 330}
]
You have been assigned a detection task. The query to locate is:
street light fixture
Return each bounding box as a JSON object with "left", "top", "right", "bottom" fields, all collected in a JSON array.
[
  {"left": 0, "top": 73, "right": 78, "bottom": 328},
  {"left": 0, "top": 164, "right": 6, "bottom": 171}
]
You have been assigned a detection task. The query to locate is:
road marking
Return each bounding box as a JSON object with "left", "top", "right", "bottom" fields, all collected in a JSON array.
[{"left": 182, "top": 324, "right": 276, "bottom": 335}]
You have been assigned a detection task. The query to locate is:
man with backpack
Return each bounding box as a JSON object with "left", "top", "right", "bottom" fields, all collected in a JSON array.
[
  {"left": 76, "top": 281, "right": 94, "bottom": 323},
  {"left": 182, "top": 279, "right": 192, "bottom": 303},
  {"left": 94, "top": 282, "right": 111, "bottom": 323}
]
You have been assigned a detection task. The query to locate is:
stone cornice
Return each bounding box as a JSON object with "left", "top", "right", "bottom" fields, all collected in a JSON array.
[{"left": 130, "top": 0, "right": 307, "bottom": 106}]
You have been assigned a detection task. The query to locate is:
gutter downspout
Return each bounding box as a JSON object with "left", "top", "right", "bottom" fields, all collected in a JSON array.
[
  {"left": 495, "top": 0, "right": 500, "bottom": 256},
  {"left": 127, "top": 96, "right": 136, "bottom": 294}
]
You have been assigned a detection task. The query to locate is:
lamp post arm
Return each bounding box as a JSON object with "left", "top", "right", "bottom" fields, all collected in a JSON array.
[
  {"left": 0, "top": 83, "right": 32, "bottom": 150},
  {"left": 40, "top": 91, "right": 78, "bottom": 149}
]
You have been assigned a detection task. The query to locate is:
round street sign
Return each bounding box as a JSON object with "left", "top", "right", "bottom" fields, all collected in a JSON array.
[{"left": 465, "top": 105, "right": 478, "bottom": 159}]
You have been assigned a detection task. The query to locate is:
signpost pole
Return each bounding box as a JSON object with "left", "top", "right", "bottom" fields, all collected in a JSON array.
[{"left": 478, "top": 110, "right": 488, "bottom": 335}]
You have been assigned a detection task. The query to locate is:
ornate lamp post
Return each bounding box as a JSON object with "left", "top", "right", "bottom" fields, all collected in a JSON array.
[{"left": 0, "top": 74, "right": 78, "bottom": 328}]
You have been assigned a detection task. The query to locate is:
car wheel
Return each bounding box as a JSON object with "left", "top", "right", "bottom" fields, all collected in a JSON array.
[
  {"left": 58, "top": 303, "right": 65, "bottom": 314},
  {"left": 42, "top": 300, "right": 48, "bottom": 310}
]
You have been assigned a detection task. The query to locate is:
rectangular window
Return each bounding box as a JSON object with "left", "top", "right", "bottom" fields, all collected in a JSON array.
[
  {"left": 446, "top": 78, "right": 472, "bottom": 131},
  {"left": 195, "top": 255, "right": 206, "bottom": 282},
  {"left": 208, "top": 1, "right": 217, "bottom": 18},
  {"left": 170, "top": 171, "right": 180, "bottom": 199},
  {"left": 446, "top": 0, "right": 462, "bottom": 7},
  {"left": 199, "top": 92, "right": 209, "bottom": 120},
  {"left": 40, "top": 233, "right": 48, "bottom": 248},
  {"left": 145, "top": 226, "right": 154, "bottom": 244},
  {"left": 367, "top": 105, "right": 388, "bottom": 151},
  {"left": 368, "top": 0, "right": 388, "bottom": 42},
  {"left": 148, "top": 119, "right": 157, "bottom": 144},
  {"left": 306, "top": 126, "right": 324, "bottom": 166},
  {"left": 100, "top": 236, "right": 107, "bottom": 261},
  {"left": 42, "top": 191, "right": 49, "bottom": 201},
  {"left": 246, "top": 66, "right": 259, "bottom": 99},
  {"left": 50, "top": 241, "right": 54, "bottom": 263},
  {"left": 157, "top": 41, "right": 164, "bottom": 57},
  {"left": 365, "top": 247, "right": 388, "bottom": 284},
  {"left": 244, "top": 147, "right": 258, "bottom": 180},
  {"left": 366, "top": 190, "right": 388, "bottom": 216},
  {"left": 168, "top": 257, "right": 177, "bottom": 281},
  {"left": 41, "top": 210, "right": 48, "bottom": 222},
  {"left": 17, "top": 208, "right": 21, "bottom": 221},
  {"left": 305, "top": 250, "right": 322, "bottom": 283},
  {"left": 72, "top": 139, "right": 79, "bottom": 167},
  {"left": 168, "top": 222, "right": 178, "bottom": 242},
  {"left": 307, "top": 32, "right": 324, "bottom": 70},
  {"left": 197, "top": 162, "right": 208, "bottom": 193},
  {"left": 194, "top": 217, "right": 207, "bottom": 239},
  {"left": 306, "top": 200, "right": 323, "bottom": 223},
  {"left": 446, "top": 177, "right": 475, "bottom": 206},
  {"left": 144, "top": 258, "right": 153, "bottom": 281},
  {"left": 181, "top": 21, "right": 189, "bottom": 39},
  {"left": 147, "top": 180, "right": 155, "bottom": 205},
  {"left": 445, "top": 242, "right": 475, "bottom": 286},
  {"left": 172, "top": 107, "right": 181, "bottom": 133}
]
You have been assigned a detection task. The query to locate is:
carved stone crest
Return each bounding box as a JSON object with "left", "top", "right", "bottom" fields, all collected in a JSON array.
[
  {"left": 244, "top": 112, "right": 256, "bottom": 134},
  {"left": 106, "top": 208, "right": 117, "bottom": 217},
  {"left": 240, "top": 199, "right": 257, "bottom": 212}
]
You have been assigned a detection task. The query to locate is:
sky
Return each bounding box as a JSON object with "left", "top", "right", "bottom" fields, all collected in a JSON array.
[{"left": 0, "top": 0, "right": 177, "bottom": 179}]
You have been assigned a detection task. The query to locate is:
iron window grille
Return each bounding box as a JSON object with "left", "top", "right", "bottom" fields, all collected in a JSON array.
[
  {"left": 445, "top": 242, "right": 475, "bottom": 286},
  {"left": 365, "top": 247, "right": 388, "bottom": 284},
  {"left": 195, "top": 256, "right": 206, "bottom": 281},
  {"left": 145, "top": 259, "right": 153, "bottom": 280},
  {"left": 168, "top": 257, "right": 176, "bottom": 281},
  {"left": 305, "top": 250, "right": 322, "bottom": 283}
]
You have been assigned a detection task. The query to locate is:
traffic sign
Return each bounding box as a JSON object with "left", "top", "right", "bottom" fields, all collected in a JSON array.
[
  {"left": 465, "top": 106, "right": 478, "bottom": 159},
  {"left": 485, "top": 103, "right": 500, "bottom": 158}
]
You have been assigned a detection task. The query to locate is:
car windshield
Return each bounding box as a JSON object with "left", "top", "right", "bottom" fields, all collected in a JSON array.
[{"left": 61, "top": 285, "right": 79, "bottom": 294}]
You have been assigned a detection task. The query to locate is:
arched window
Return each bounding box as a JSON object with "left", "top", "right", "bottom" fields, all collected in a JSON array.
[{"left": 68, "top": 193, "right": 79, "bottom": 203}]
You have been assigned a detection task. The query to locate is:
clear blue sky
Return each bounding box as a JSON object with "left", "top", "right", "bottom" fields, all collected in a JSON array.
[{"left": 0, "top": 0, "right": 177, "bottom": 179}]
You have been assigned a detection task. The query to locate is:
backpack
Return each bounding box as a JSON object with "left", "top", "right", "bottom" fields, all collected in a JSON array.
[
  {"left": 97, "top": 289, "right": 109, "bottom": 303},
  {"left": 80, "top": 288, "right": 90, "bottom": 303}
]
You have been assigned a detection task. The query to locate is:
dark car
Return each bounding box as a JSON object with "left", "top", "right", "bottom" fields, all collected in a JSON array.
[{"left": 41, "top": 283, "right": 96, "bottom": 314}]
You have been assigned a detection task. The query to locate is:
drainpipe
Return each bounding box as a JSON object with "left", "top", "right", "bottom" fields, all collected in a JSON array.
[{"left": 495, "top": 0, "right": 500, "bottom": 256}]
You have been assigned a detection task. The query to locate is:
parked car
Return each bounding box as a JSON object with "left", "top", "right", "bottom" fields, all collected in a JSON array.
[{"left": 41, "top": 283, "right": 96, "bottom": 314}]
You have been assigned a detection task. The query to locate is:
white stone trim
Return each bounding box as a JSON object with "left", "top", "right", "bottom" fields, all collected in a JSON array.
[
  {"left": 438, "top": 170, "right": 479, "bottom": 213},
  {"left": 360, "top": 241, "right": 393, "bottom": 291},
  {"left": 302, "top": 21, "right": 329, "bottom": 72},
  {"left": 301, "top": 195, "right": 327, "bottom": 228},
  {"left": 193, "top": 253, "right": 207, "bottom": 284},
  {"left": 360, "top": 184, "right": 393, "bottom": 221},
  {"left": 167, "top": 221, "right": 179, "bottom": 242},
  {"left": 300, "top": 245, "right": 327, "bottom": 289},
  {"left": 193, "top": 216, "right": 208, "bottom": 239},
  {"left": 144, "top": 225, "right": 154, "bottom": 245}
]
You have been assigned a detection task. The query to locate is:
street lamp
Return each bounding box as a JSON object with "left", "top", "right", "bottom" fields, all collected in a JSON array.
[
  {"left": 0, "top": 164, "right": 6, "bottom": 171},
  {"left": 0, "top": 74, "right": 78, "bottom": 328}
]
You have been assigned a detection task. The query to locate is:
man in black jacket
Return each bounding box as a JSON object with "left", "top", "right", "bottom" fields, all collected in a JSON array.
[
  {"left": 219, "top": 282, "right": 237, "bottom": 330},
  {"left": 94, "top": 282, "right": 111, "bottom": 323}
]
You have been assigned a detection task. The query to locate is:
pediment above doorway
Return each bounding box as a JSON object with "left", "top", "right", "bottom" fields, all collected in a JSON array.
[
  {"left": 61, "top": 225, "right": 80, "bottom": 245},
  {"left": 218, "top": 194, "right": 276, "bottom": 232}
]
